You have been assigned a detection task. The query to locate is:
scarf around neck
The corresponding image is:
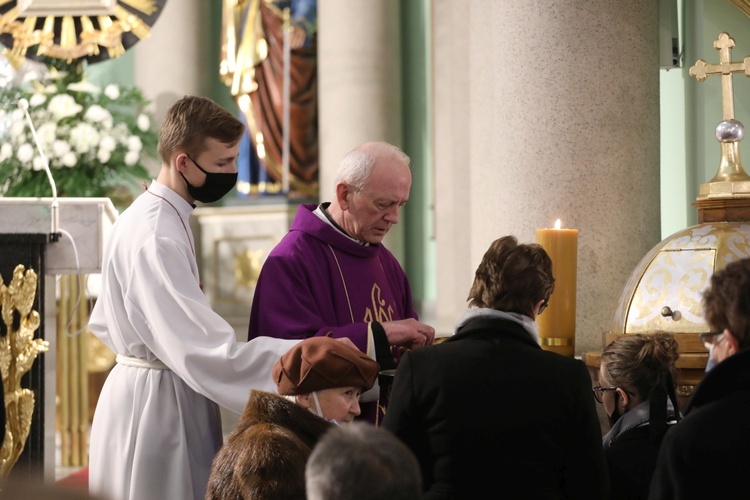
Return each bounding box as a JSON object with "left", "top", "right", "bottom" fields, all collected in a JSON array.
[{"left": 453, "top": 307, "right": 540, "bottom": 344}]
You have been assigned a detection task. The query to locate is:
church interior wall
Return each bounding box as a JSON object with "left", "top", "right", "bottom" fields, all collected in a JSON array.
[{"left": 66, "top": 0, "right": 750, "bottom": 354}]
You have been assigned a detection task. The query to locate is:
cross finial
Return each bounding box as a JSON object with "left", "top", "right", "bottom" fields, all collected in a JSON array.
[
  {"left": 689, "top": 32, "right": 750, "bottom": 120},
  {"left": 689, "top": 32, "right": 750, "bottom": 198}
]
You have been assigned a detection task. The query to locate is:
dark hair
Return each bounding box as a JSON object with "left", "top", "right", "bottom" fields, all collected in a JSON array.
[
  {"left": 600, "top": 333, "right": 680, "bottom": 400},
  {"left": 467, "top": 235, "right": 554, "bottom": 317},
  {"left": 703, "top": 258, "right": 750, "bottom": 349},
  {"left": 157, "top": 95, "right": 245, "bottom": 163}
]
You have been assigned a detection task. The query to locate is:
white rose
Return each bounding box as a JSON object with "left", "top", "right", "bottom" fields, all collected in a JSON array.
[
  {"left": 99, "top": 135, "right": 116, "bottom": 152},
  {"left": 69, "top": 122, "right": 100, "bottom": 153},
  {"left": 97, "top": 148, "right": 112, "bottom": 163},
  {"left": 48, "top": 94, "right": 83, "bottom": 121},
  {"left": 124, "top": 150, "right": 139, "bottom": 166},
  {"left": 11, "top": 108, "right": 24, "bottom": 122},
  {"left": 17, "top": 143, "right": 34, "bottom": 163},
  {"left": 84, "top": 104, "right": 112, "bottom": 124},
  {"left": 52, "top": 140, "right": 71, "bottom": 158},
  {"left": 126, "top": 135, "right": 143, "bottom": 152},
  {"left": 62, "top": 151, "right": 78, "bottom": 167},
  {"left": 36, "top": 122, "right": 57, "bottom": 148},
  {"left": 29, "top": 93, "right": 47, "bottom": 107},
  {"left": 10, "top": 121, "right": 25, "bottom": 141},
  {"left": 22, "top": 71, "right": 41, "bottom": 84},
  {"left": 104, "top": 84, "right": 120, "bottom": 100},
  {"left": 32, "top": 156, "right": 47, "bottom": 171},
  {"left": 0, "top": 142, "right": 12, "bottom": 162},
  {"left": 112, "top": 123, "right": 130, "bottom": 141},
  {"left": 137, "top": 114, "right": 150, "bottom": 132}
]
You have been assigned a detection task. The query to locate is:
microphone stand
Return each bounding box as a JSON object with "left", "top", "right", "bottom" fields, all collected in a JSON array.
[{"left": 18, "top": 98, "right": 61, "bottom": 242}]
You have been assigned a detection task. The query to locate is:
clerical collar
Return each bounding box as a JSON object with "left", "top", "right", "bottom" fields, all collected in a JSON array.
[{"left": 314, "top": 203, "right": 369, "bottom": 246}]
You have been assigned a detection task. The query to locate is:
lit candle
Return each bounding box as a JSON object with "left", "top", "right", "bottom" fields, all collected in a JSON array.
[{"left": 535, "top": 219, "right": 578, "bottom": 356}]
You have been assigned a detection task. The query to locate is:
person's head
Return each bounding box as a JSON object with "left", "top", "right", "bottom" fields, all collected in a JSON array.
[
  {"left": 305, "top": 422, "right": 422, "bottom": 500},
  {"left": 157, "top": 95, "right": 245, "bottom": 203},
  {"left": 329, "top": 141, "right": 411, "bottom": 244},
  {"left": 597, "top": 333, "right": 680, "bottom": 426},
  {"left": 273, "top": 337, "right": 379, "bottom": 424},
  {"left": 702, "top": 257, "right": 750, "bottom": 367},
  {"left": 467, "top": 235, "right": 554, "bottom": 318}
]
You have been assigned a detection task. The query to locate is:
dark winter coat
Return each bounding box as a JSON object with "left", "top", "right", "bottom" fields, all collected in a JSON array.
[
  {"left": 649, "top": 349, "right": 750, "bottom": 499},
  {"left": 383, "top": 313, "right": 607, "bottom": 499}
]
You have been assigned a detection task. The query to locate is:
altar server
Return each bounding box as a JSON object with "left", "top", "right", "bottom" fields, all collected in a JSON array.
[{"left": 88, "top": 96, "right": 300, "bottom": 500}]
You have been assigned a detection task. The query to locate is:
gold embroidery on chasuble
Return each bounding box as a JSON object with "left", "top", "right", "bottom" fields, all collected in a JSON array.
[
  {"left": 327, "top": 245, "right": 396, "bottom": 324},
  {"left": 363, "top": 284, "right": 395, "bottom": 323}
]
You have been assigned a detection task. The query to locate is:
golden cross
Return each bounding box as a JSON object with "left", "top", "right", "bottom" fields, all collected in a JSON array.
[{"left": 689, "top": 32, "right": 750, "bottom": 120}]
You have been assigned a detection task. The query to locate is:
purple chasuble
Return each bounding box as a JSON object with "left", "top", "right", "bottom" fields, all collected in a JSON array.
[{"left": 248, "top": 203, "right": 418, "bottom": 424}]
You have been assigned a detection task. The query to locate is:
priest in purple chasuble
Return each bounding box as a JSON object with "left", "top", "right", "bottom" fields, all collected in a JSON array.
[{"left": 248, "top": 141, "right": 436, "bottom": 424}]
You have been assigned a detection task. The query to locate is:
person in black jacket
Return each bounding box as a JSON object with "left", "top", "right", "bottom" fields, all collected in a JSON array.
[
  {"left": 597, "top": 333, "right": 680, "bottom": 500},
  {"left": 649, "top": 257, "right": 750, "bottom": 499},
  {"left": 382, "top": 235, "right": 607, "bottom": 499}
]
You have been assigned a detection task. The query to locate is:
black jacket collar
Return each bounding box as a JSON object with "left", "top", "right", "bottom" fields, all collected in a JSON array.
[{"left": 684, "top": 348, "right": 750, "bottom": 414}]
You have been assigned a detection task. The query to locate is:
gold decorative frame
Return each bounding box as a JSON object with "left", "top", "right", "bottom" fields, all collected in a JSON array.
[{"left": 0, "top": 0, "right": 160, "bottom": 63}]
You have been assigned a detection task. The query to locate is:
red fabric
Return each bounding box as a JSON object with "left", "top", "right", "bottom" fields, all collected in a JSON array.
[{"left": 56, "top": 467, "right": 88, "bottom": 491}]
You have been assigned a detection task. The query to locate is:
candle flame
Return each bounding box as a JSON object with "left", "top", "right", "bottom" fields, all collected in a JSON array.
[{"left": 554, "top": 219, "right": 562, "bottom": 229}]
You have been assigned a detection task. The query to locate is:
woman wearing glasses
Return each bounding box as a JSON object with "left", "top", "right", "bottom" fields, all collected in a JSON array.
[
  {"left": 383, "top": 235, "right": 606, "bottom": 499},
  {"left": 595, "top": 332, "right": 680, "bottom": 499}
]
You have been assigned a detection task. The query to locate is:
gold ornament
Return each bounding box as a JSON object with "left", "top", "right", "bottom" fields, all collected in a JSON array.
[{"left": 0, "top": 264, "right": 49, "bottom": 479}]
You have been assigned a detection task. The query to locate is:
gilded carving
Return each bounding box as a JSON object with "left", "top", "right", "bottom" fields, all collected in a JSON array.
[
  {"left": 0, "top": 264, "right": 49, "bottom": 479},
  {"left": 233, "top": 248, "right": 265, "bottom": 291}
]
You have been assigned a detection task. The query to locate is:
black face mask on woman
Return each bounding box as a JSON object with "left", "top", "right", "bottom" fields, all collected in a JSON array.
[
  {"left": 607, "top": 404, "right": 623, "bottom": 428},
  {"left": 180, "top": 155, "right": 237, "bottom": 203}
]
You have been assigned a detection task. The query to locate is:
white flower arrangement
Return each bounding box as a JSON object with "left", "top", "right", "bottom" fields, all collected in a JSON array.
[{"left": 0, "top": 68, "right": 157, "bottom": 199}]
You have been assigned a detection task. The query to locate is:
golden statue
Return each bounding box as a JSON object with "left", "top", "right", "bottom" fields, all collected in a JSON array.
[{"left": 0, "top": 264, "right": 49, "bottom": 479}]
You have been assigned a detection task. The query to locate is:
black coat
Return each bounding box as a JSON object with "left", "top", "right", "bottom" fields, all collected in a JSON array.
[
  {"left": 605, "top": 424, "right": 666, "bottom": 500},
  {"left": 382, "top": 315, "right": 607, "bottom": 499},
  {"left": 648, "top": 349, "right": 750, "bottom": 499}
]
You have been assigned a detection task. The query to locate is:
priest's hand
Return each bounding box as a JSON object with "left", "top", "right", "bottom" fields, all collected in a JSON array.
[{"left": 382, "top": 319, "right": 435, "bottom": 348}]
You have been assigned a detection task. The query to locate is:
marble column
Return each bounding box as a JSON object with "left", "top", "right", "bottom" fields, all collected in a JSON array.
[
  {"left": 133, "top": 0, "right": 213, "bottom": 167},
  {"left": 317, "top": 0, "right": 405, "bottom": 259},
  {"left": 433, "top": 0, "right": 662, "bottom": 355}
]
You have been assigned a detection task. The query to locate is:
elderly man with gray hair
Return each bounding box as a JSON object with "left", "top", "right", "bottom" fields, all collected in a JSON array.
[
  {"left": 247, "top": 141, "right": 435, "bottom": 424},
  {"left": 306, "top": 422, "right": 422, "bottom": 500}
]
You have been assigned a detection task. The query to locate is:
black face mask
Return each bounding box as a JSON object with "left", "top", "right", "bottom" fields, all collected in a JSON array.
[
  {"left": 607, "top": 405, "right": 623, "bottom": 428},
  {"left": 180, "top": 155, "right": 237, "bottom": 203}
]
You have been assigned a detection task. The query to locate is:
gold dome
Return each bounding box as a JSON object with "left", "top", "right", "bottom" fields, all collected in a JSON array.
[{"left": 610, "top": 221, "right": 750, "bottom": 337}]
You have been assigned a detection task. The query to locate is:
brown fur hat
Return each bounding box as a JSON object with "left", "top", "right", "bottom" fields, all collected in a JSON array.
[{"left": 273, "top": 337, "right": 379, "bottom": 395}]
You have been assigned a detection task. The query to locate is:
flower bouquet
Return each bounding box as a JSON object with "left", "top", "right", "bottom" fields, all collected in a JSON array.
[{"left": 0, "top": 65, "right": 157, "bottom": 202}]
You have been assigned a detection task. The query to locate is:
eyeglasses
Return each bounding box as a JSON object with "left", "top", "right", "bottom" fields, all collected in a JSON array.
[
  {"left": 700, "top": 331, "right": 725, "bottom": 350},
  {"left": 538, "top": 299, "right": 549, "bottom": 315},
  {"left": 591, "top": 385, "right": 635, "bottom": 404},
  {"left": 592, "top": 386, "right": 617, "bottom": 404}
]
